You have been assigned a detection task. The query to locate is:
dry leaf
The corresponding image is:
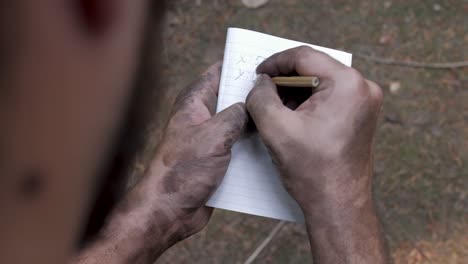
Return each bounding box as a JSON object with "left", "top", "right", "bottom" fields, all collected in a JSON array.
[
  {"left": 389, "top": 81, "right": 401, "bottom": 94},
  {"left": 242, "top": 0, "right": 269, "bottom": 9}
]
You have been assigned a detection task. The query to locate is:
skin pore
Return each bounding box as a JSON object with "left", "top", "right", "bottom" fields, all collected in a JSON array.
[{"left": 1, "top": 1, "right": 389, "bottom": 264}]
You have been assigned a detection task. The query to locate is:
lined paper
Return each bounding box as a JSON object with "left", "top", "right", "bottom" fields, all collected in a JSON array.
[{"left": 206, "top": 28, "right": 352, "bottom": 222}]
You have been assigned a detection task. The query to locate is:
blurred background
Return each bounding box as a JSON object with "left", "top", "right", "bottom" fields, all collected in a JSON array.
[{"left": 135, "top": 0, "right": 467, "bottom": 263}]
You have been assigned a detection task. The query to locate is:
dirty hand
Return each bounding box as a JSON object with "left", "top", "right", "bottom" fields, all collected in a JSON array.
[
  {"left": 246, "top": 46, "right": 383, "bottom": 217},
  {"left": 72, "top": 63, "right": 247, "bottom": 264},
  {"left": 141, "top": 62, "right": 247, "bottom": 241},
  {"left": 246, "top": 46, "right": 388, "bottom": 263}
]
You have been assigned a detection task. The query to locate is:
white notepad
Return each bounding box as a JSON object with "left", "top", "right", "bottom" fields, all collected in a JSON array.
[{"left": 206, "top": 28, "right": 353, "bottom": 222}]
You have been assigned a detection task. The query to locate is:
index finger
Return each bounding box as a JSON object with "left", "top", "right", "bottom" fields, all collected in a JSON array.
[
  {"left": 173, "top": 61, "right": 222, "bottom": 114},
  {"left": 200, "top": 61, "right": 223, "bottom": 96},
  {"left": 256, "top": 46, "right": 347, "bottom": 79}
]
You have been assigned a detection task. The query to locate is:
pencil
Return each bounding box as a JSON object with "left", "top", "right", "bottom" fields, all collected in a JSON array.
[{"left": 272, "top": 76, "right": 320, "bottom": 88}]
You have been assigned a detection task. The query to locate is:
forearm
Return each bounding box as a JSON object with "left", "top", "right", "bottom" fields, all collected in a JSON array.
[
  {"left": 302, "top": 173, "right": 389, "bottom": 264},
  {"left": 71, "top": 168, "right": 180, "bottom": 264}
]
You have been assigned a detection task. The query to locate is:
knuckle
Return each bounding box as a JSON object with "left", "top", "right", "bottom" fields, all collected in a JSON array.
[
  {"left": 368, "top": 80, "right": 384, "bottom": 106},
  {"left": 174, "top": 85, "right": 196, "bottom": 108},
  {"left": 296, "top": 54, "right": 310, "bottom": 70},
  {"left": 226, "top": 103, "right": 246, "bottom": 124},
  {"left": 245, "top": 86, "right": 261, "bottom": 110},
  {"left": 234, "top": 103, "right": 247, "bottom": 120},
  {"left": 210, "top": 139, "right": 228, "bottom": 155},
  {"left": 209, "top": 105, "right": 247, "bottom": 152},
  {"left": 208, "top": 131, "right": 233, "bottom": 155},
  {"left": 296, "top": 45, "right": 314, "bottom": 56},
  {"left": 259, "top": 104, "right": 276, "bottom": 121},
  {"left": 232, "top": 102, "right": 246, "bottom": 113},
  {"left": 347, "top": 68, "right": 365, "bottom": 85},
  {"left": 343, "top": 68, "right": 367, "bottom": 93},
  {"left": 246, "top": 95, "right": 270, "bottom": 119},
  {"left": 295, "top": 46, "right": 314, "bottom": 65}
]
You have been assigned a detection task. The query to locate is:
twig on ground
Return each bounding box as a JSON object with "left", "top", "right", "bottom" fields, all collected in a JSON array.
[
  {"left": 354, "top": 53, "right": 468, "bottom": 69},
  {"left": 244, "top": 221, "right": 286, "bottom": 264},
  {"left": 410, "top": 240, "right": 433, "bottom": 263}
]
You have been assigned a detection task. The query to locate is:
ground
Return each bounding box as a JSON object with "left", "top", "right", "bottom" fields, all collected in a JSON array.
[{"left": 135, "top": 0, "right": 467, "bottom": 263}]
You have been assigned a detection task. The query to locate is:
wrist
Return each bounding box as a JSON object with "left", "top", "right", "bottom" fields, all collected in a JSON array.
[
  {"left": 293, "top": 161, "right": 373, "bottom": 215},
  {"left": 105, "top": 196, "right": 181, "bottom": 262},
  {"left": 302, "top": 189, "right": 374, "bottom": 226},
  {"left": 95, "top": 166, "right": 183, "bottom": 263},
  {"left": 299, "top": 168, "right": 389, "bottom": 263}
]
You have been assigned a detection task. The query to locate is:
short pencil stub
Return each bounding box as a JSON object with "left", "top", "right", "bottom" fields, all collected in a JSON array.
[
  {"left": 271, "top": 76, "right": 320, "bottom": 88},
  {"left": 311, "top": 77, "right": 320, "bottom": 87}
]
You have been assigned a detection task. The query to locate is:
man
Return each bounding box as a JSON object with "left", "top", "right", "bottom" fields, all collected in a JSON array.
[{"left": 0, "top": 1, "right": 389, "bottom": 263}]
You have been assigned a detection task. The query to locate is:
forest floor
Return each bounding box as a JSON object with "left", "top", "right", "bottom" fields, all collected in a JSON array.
[{"left": 136, "top": 1, "right": 467, "bottom": 263}]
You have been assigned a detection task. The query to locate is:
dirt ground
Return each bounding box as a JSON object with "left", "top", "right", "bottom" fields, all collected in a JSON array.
[{"left": 137, "top": 0, "right": 467, "bottom": 263}]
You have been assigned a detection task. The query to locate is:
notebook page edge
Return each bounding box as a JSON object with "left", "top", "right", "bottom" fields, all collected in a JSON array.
[
  {"left": 227, "top": 27, "right": 352, "bottom": 66},
  {"left": 215, "top": 28, "right": 237, "bottom": 113}
]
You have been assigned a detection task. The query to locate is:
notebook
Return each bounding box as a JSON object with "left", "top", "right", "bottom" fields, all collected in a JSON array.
[{"left": 206, "top": 28, "right": 353, "bottom": 222}]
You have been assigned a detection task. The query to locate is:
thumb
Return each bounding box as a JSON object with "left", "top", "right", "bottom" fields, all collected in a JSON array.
[
  {"left": 208, "top": 102, "right": 248, "bottom": 149},
  {"left": 246, "top": 74, "right": 286, "bottom": 130}
]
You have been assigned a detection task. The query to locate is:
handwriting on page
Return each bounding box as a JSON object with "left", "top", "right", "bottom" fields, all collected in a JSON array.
[
  {"left": 218, "top": 42, "right": 277, "bottom": 110},
  {"left": 233, "top": 55, "right": 266, "bottom": 81},
  {"left": 227, "top": 48, "right": 267, "bottom": 84}
]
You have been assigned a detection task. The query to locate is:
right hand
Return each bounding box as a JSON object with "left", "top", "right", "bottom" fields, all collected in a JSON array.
[{"left": 245, "top": 46, "right": 383, "bottom": 215}]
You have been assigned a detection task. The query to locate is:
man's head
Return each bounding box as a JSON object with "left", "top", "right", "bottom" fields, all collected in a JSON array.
[{"left": 1, "top": 1, "right": 164, "bottom": 263}]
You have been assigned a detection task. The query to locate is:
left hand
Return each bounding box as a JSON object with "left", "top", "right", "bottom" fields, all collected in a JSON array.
[
  {"left": 140, "top": 62, "right": 248, "bottom": 241},
  {"left": 71, "top": 63, "right": 247, "bottom": 264}
]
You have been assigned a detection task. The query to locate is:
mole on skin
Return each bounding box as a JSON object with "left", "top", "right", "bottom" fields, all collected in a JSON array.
[{"left": 18, "top": 169, "right": 44, "bottom": 200}]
